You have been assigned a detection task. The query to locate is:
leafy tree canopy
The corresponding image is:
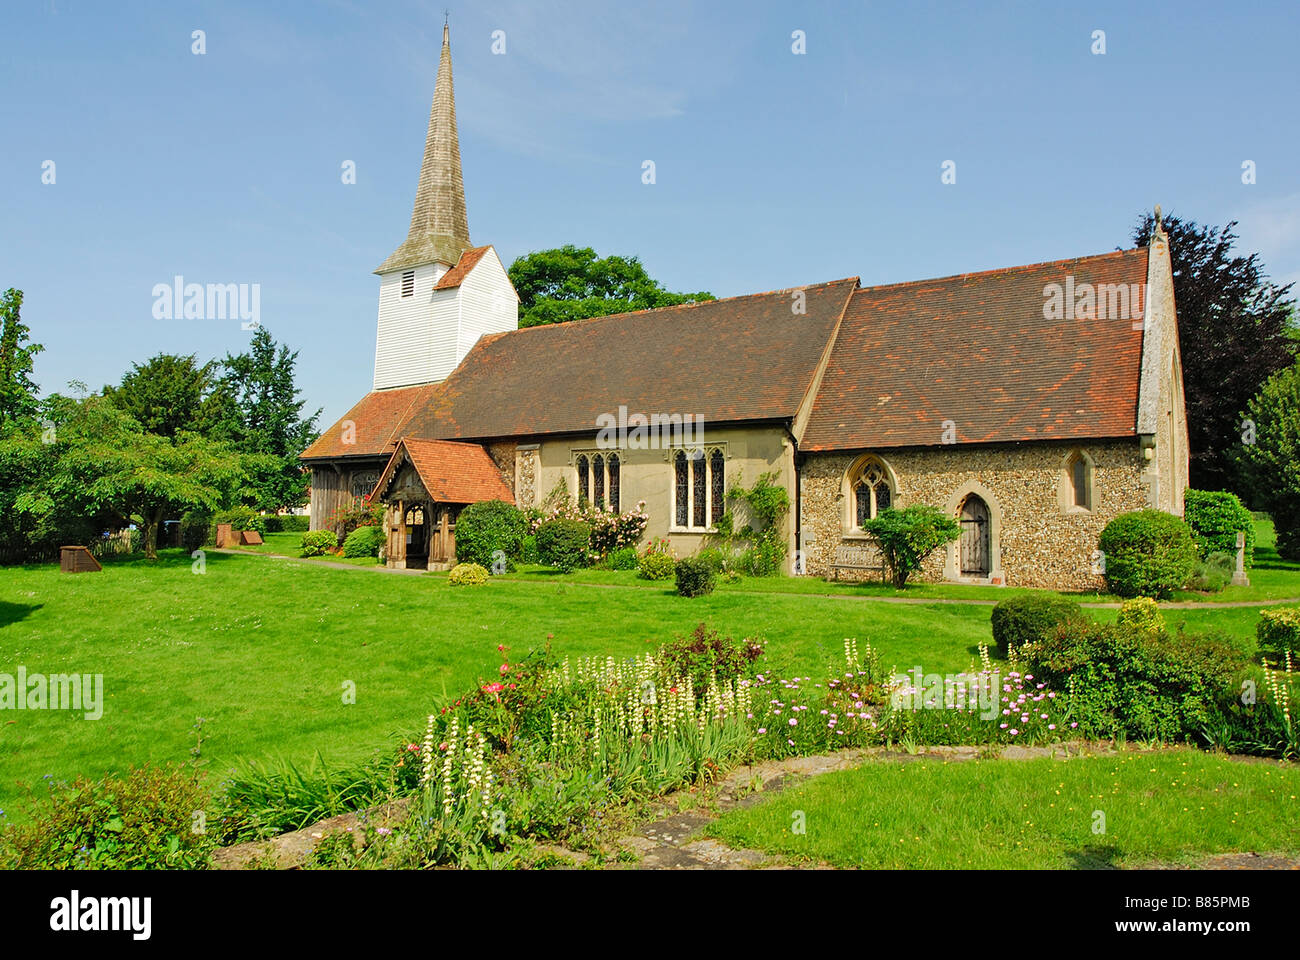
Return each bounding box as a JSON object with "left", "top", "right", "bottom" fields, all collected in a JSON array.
[
  {"left": 0, "top": 288, "right": 44, "bottom": 425},
  {"left": 211, "top": 327, "right": 321, "bottom": 511},
  {"left": 103, "top": 353, "right": 223, "bottom": 440},
  {"left": 1130, "top": 213, "right": 1297, "bottom": 491},
  {"left": 861, "top": 504, "right": 961, "bottom": 589},
  {"left": 1233, "top": 359, "right": 1300, "bottom": 560},
  {"left": 507, "top": 245, "right": 714, "bottom": 328}
]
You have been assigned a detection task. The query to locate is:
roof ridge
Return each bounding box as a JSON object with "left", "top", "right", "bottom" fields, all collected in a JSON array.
[
  {"left": 482, "top": 276, "right": 861, "bottom": 340},
  {"left": 853, "top": 248, "right": 1145, "bottom": 295}
]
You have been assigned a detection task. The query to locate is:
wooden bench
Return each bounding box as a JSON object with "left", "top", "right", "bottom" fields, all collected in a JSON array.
[{"left": 827, "top": 543, "right": 884, "bottom": 582}]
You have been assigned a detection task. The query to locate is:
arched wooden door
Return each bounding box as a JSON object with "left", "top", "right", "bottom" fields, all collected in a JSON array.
[{"left": 959, "top": 495, "right": 990, "bottom": 576}]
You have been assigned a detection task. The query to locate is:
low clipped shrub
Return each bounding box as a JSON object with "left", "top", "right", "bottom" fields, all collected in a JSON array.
[
  {"left": 535, "top": 519, "right": 591, "bottom": 573},
  {"left": 0, "top": 765, "right": 216, "bottom": 869},
  {"left": 1257, "top": 607, "right": 1300, "bottom": 657},
  {"left": 455, "top": 500, "right": 526, "bottom": 570},
  {"left": 674, "top": 556, "right": 717, "bottom": 597},
  {"left": 638, "top": 550, "right": 676, "bottom": 581},
  {"left": 658, "top": 622, "right": 763, "bottom": 691},
  {"left": 1184, "top": 489, "right": 1254, "bottom": 569},
  {"left": 1097, "top": 510, "right": 1199, "bottom": 599},
  {"left": 301, "top": 529, "right": 339, "bottom": 556},
  {"left": 342, "top": 524, "right": 385, "bottom": 558},
  {"left": 989, "top": 594, "right": 1084, "bottom": 656},
  {"left": 448, "top": 562, "right": 489, "bottom": 586},
  {"left": 1186, "top": 551, "right": 1234, "bottom": 593},
  {"left": 607, "top": 545, "right": 639, "bottom": 570},
  {"left": 1115, "top": 596, "right": 1165, "bottom": 637}
]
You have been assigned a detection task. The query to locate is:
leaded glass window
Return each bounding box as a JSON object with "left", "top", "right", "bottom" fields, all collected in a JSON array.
[
  {"left": 674, "top": 452, "right": 689, "bottom": 526},
  {"left": 608, "top": 454, "right": 620, "bottom": 512},
  {"left": 576, "top": 454, "right": 589, "bottom": 503},
  {"left": 849, "top": 458, "right": 893, "bottom": 527},
  {"left": 710, "top": 450, "right": 725, "bottom": 525},
  {"left": 592, "top": 454, "right": 605, "bottom": 508},
  {"left": 691, "top": 452, "right": 706, "bottom": 528}
]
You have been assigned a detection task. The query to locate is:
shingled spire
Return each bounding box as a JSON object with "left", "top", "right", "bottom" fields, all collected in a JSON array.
[{"left": 376, "top": 22, "right": 471, "bottom": 275}]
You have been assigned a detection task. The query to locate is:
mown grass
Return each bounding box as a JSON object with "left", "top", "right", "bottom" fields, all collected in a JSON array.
[
  {"left": 0, "top": 548, "right": 990, "bottom": 820},
  {"left": 705, "top": 748, "right": 1300, "bottom": 868}
]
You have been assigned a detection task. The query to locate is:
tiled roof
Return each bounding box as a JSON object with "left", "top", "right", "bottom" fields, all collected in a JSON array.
[
  {"left": 300, "top": 382, "right": 442, "bottom": 461},
  {"left": 403, "top": 278, "right": 860, "bottom": 441},
  {"left": 435, "top": 245, "right": 493, "bottom": 289},
  {"left": 800, "top": 248, "right": 1149, "bottom": 451},
  {"left": 371, "top": 437, "right": 514, "bottom": 504}
]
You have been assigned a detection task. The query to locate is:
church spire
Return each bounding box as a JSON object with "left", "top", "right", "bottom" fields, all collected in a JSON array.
[{"left": 376, "top": 21, "right": 471, "bottom": 274}]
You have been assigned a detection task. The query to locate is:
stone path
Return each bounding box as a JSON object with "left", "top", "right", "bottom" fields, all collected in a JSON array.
[
  {"left": 211, "top": 742, "right": 1299, "bottom": 871},
  {"left": 214, "top": 548, "right": 1299, "bottom": 610}
]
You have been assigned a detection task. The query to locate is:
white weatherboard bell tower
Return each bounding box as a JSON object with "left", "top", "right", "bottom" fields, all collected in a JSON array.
[{"left": 372, "top": 22, "right": 518, "bottom": 391}]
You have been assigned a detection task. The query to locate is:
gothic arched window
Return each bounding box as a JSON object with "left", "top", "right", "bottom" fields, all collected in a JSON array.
[
  {"left": 672, "top": 446, "right": 726, "bottom": 530},
  {"left": 576, "top": 454, "right": 590, "bottom": 503},
  {"left": 607, "top": 454, "right": 620, "bottom": 512},
  {"left": 848, "top": 456, "right": 894, "bottom": 529},
  {"left": 592, "top": 454, "right": 605, "bottom": 508}
]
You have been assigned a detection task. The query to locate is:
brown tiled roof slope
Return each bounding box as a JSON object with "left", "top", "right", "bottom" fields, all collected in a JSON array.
[
  {"left": 800, "top": 248, "right": 1149, "bottom": 451},
  {"left": 372, "top": 438, "right": 514, "bottom": 504},
  {"left": 301, "top": 382, "right": 442, "bottom": 460},
  {"left": 435, "top": 245, "right": 492, "bottom": 289},
  {"left": 405, "top": 278, "right": 860, "bottom": 441}
]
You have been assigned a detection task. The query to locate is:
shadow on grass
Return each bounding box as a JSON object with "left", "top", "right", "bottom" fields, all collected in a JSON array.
[
  {"left": 0, "top": 601, "right": 43, "bottom": 627},
  {"left": 1064, "top": 844, "right": 1123, "bottom": 869}
]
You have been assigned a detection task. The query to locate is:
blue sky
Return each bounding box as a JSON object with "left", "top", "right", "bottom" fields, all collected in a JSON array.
[{"left": 3, "top": 0, "right": 1298, "bottom": 428}]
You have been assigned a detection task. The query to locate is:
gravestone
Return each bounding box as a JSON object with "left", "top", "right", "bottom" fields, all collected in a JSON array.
[
  {"left": 215, "top": 523, "right": 233, "bottom": 547},
  {"left": 1231, "top": 530, "right": 1250, "bottom": 587},
  {"left": 240, "top": 530, "right": 264, "bottom": 546},
  {"left": 60, "top": 545, "right": 102, "bottom": 573}
]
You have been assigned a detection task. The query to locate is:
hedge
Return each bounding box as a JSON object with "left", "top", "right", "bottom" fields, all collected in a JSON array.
[
  {"left": 990, "top": 595, "right": 1083, "bottom": 656},
  {"left": 455, "top": 501, "right": 526, "bottom": 570},
  {"left": 1184, "top": 489, "right": 1254, "bottom": 570}
]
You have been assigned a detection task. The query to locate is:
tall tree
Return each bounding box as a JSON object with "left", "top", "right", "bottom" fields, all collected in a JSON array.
[
  {"left": 213, "top": 327, "right": 321, "bottom": 511},
  {"left": 1233, "top": 360, "right": 1300, "bottom": 560},
  {"left": 508, "top": 245, "right": 714, "bottom": 328},
  {"left": 1131, "top": 213, "right": 1297, "bottom": 491},
  {"left": 104, "top": 353, "right": 223, "bottom": 440},
  {"left": 0, "top": 288, "right": 44, "bottom": 424}
]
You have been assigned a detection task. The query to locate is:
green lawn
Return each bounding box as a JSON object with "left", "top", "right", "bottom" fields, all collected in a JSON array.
[
  {"left": 0, "top": 548, "right": 991, "bottom": 819},
  {"left": 705, "top": 749, "right": 1300, "bottom": 868},
  {"left": 1, "top": 520, "right": 1293, "bottom": 825}
]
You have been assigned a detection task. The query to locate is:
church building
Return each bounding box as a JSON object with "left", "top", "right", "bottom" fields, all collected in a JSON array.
[{"left": 300, "top": 24, "right": 1190, "bottom": 589}]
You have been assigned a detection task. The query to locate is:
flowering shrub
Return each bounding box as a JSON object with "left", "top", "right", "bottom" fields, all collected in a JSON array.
[
  {"left": 325, "top": 498, "right": 383, "bottom": 541},
  {"left": 658, "top": 623, "right": 763, "bottom": 691},
  {"left": 638, "top": 538, "right": 676, "bottom": 580},
  {"left": 525, "top": 500, "right": 648, "bottom": 558}
]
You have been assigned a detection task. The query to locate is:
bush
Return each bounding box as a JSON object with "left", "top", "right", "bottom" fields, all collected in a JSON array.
[
  {"left": 1184, "top": 489, "right": 1254, "bottom": 569},
  {"left": 455, "top": 500, "right": 526, "bottom": 570},
  {"left": 1257, "top": 607, "right": 1300, "bottom": 657},
  {"left": 990, "top": 594, "right": 1084, "bottom": 656},
  {"left": 301, "top": 529, "right": 339, "bottom": 556},
  {"left": 1115, "top": 596, "right": 1165, "bottom": 637},
  {"left": 448, "top": 562, "right": 489, "bottom": 586},
  {"left": 658, "top": 623, "right": 763, "bottom": 691},
  {"left": 674, "top": 556, "right": 717, "bottom": 597},
  {"left": 535, "top": 519, "right": 591, "bottom": 573},
  {"left": 342, "top": 524, "right": 385, "bottom": 558},
  {"left": 638, "top": 550, "right": 676, "bottom": 581},
  {"left": 1186, "top": 551, "right": 1233, "bottom": 593},
  {"left": 861, "top": 504, "right": 961, "bottom": 588},
  {"left": 607, "top": 545, "right": 639, "bottom": 570},
  {"left": 215, "top": 506, "right": 267, "bottom": 537},
  {"left": 1097, "top": 510, "right": 1199, "bottom": 599},
  {"left": 694, "top": 547, "right": 727, "bottom": 573},
  {"left": 0, "top": 765, "right": 216, "bottom": 869},
  {"left": 264, "top": 515, "right": 310, "bottom": 534},
  {"left": 180, "top": 509, "right": 212, "bottom": 552},
  {"left": 520, "top": 535, "right": 539, "bottom": 564},
  {"left": 1022, "top": 618, "right": 1248, "bottom": 741}
]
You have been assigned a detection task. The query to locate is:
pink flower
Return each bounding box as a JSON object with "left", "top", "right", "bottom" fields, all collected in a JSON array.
[
  {"left": 789, "top": 718, "right": 798, "bottom": 726},
  {"left": 757, "top": 728, "right": 767, "bottom": 734}
]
